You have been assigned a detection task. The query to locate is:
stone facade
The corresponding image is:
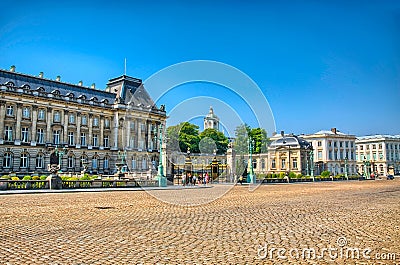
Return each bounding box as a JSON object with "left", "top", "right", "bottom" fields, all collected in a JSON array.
[
  {"left": 355, "top": 135, "right": 400, "bottom": 176},
  {"left": 302, "top": 128, "right": 357, "bottom": 176},
  {"left": 0, "top": 67, "right": 166, "bottom": 177}
]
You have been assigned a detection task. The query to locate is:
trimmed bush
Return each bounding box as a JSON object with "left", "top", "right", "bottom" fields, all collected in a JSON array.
[
  {"left": 289, "top": 172, "right": 297, "bottom": 179},
  {"left": 321, "top": 170, "right": 330, "bottom": 178},
  {"left": 11, "top": 177, "right": 20, "bottom": 181},
  {"left": 40, "top": 175, "right": 47, "bottom": 180},
  {"left": 22, "top": 176, "right": 32, "bottom": 180},
  {"left": 1, "top": 175, "right": 10, "bottom": 179},
  {"left": 32, "top": 176, "right": 40, "bottom": 180}
]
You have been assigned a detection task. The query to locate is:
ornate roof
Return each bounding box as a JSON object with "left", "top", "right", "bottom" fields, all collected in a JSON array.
[
  {"left": 270, "top": 135, "right": 311, "bottom": 149},
  {"left": 205, "top": 106, "right": 219, "bottom": 120}
]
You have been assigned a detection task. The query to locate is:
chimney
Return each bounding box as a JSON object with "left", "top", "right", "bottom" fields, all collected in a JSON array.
[
  {"left": 78, "top": 80, "right": 83, "bottom": 86},
  {"left": 56, "top": 76, "right": 61, "bottom": 82},
  {"left": 10, "top": 65, "right": 16, "bottom": 72},
  {"left": 39, "top": 72, "right": 44, "bottom": 78},
  {"left": 91, "top": 83, "right": 96, "bottom": 89},
  {"left": 280, "top": 130, "right": 285, "bottom": 137},
  {"left": 331, "top": 128, "right": 337, "bottom": 134}
]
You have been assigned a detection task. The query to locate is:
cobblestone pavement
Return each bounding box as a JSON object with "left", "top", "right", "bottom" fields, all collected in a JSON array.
[{"left": 0, "top": 180, "right": 399, "bottom": 265}]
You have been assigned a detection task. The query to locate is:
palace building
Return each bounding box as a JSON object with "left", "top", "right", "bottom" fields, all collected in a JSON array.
[
  {"left": 355, "top": 135, "right": 400, "bottom": 176},
  {"left": 0, "top": 66, "right": 166, "bottom": 177}
]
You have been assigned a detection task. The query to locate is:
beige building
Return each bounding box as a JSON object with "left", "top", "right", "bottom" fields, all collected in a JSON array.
[
  {"left": 355, "top": 135, "right": 400, "bottom": 176},
  {"left": 303, "top": 128, "right": 357, "bottom": 176},
  {"left": 0, "top": 66, "right": 166, "bottom": 177}
]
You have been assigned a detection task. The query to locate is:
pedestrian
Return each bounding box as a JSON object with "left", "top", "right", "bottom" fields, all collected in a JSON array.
[
  {"left": 182, "top": 175, "right": 186, "bottom": 186},
  {"left": 239, "top": 175, "right": 243, "bottom": 185},
  {"left": 193, "top": 175, "right": 197, "bottom": 186}
]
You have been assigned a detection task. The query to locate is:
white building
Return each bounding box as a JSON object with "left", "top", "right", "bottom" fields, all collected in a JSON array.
[
  {"left": 203, "top": 106, "right": 219, "bottom": 131},
  {"left": 303, "top": 128, "right": 357, "bottom": 176},
  {"left": 355, "top": 135, "right": 400, "bottom": 176}
]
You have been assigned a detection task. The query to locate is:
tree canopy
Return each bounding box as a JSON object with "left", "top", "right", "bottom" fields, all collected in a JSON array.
[
  {"left": 166, "top": 122, "right": 228, "bottom": 154},
  {"left": 233, "top": 124, "right": 269, "bottom": 154}
]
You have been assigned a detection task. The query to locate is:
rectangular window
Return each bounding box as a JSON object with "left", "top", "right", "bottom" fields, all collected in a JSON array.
[
  {"left": 81, "top": 115, "right": 87, "bottom": 125},
  {"left": 38, "top": 109, "right": 45, "bottom": 120},
  {"left": 328, "top": 141, "right": 332, "bottom": 147},
  {"left": 68, "top": 156, "right": 74, "bottom": 168},
  {"left": 81, "top": 133, "right": 86, "bottom": 146},
  {"left": 318, "top": 151, "right": 322, "bottom": 159},
  {"left": 93, "top": 134, "right": 98, "bottom": 147},
  {"left": 329, "top": 150, "right": 333, "bottom": 160},
  {"left": 130, "top": 135, "right": 135, "bottom": 148},
  {"left": 20, "top": 153, "right": 28, "bottom": 168},
  {"left": 93, "top": 117, "right": 99, "bottom": 127},
  {"left": 372, "top": 144, "right": 376, "bottom": 150},
  {"left": 271, "top": 159, "right": 276, "bottom": 169},
  {"left": 373, "top": 153, "right": 377, "bottom": 160},
  {"left": 131, "top": 158, "right": 136, "bottom": 170},
  {"left": 334, "top": 141, "right": 337, "bottom": 147},
  {"left": 105, "top": 119, "right": 110, "bottom": 128},
  {"left": 6, "top": 105, "right": 14, "bottom": 116},
  {"left": 5, "top": 126, "right": 13, "bottom": 141},
  {"left": 292, "top": 158, "right": 297, "bottom": 169},
  {"left": 345, "top": 141, "right": 348, "bottom": 148},
  {"left": 92, "top": 158, "right": 98, "bottom": 169},
  {"left": 36, "top": 154, "right": 44, "bottom": 168},
  {"left": 104, "top": 135, "right": 109, "bottom": 147},
  {"left": 130, "top": 121, "right": 135, "bottom": 130},
  {"left": 21, "top": 127, "right": 29, "bottom": 142},
  {"left": 37, "top": 129, "right": 44, "bottom": 144},
  {"left": 339, "top": 142, "right": 343, "bottom": 148},
  {"left": 22, "top": 107, "right": 30, "bottom": 119},
  {"left": 139, "top": 140, "right": 145, "bottom": 150},
  {"left": 103, "top": 157, "right": 109, "bottom": 169},
  {"left": 69, "top": 114, "right": 75, "bottom": 124},
  {"left": 3, "top": 153, "right": 12, "bottom": 168},
  {"left": 360, "top": 146, "right": 363, "bottom": 150},
  {"left": 53, "top": 111, "right": 61, "bottom": 122},
  {"left": 317, "top": 141, "right": 322, "bottom": 147},
  {"left": 68, "top": 132, "right": 74, "bottom": 146},
  {"left": 140, "top": 123, "right": 145, "bottom": 131},
  {"left": 53, "top": 130, "right": 60, "bottom": 144},
  {"left": 281, "top": 159, "right": 286, "bottom": 169}
]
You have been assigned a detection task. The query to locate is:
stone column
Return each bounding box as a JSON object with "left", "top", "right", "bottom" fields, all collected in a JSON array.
[
  {"left": 0, "top": 101, "right": 6, "bottom": 142},
  {"left": 126, "top": 117, "right": 131, "bottom": 148},
  {"left": 46, "top": 107, "right": 52, "bottom": 143},
  {"left": 137, "top": 119, "right": 142, "bottom": 149},
  {"left": 15, "top": 103, "right": 22, "bottom": 142},
  {"left": 76, "top": 113, "right": 81, "bottom": 147},
  {"left": 63, "top": 110, "right": 69, "bottom": 145},
  {"left": 113, "top": 112, "right": 119, "bottom": 149},
  {"left": 31, "top": 106, "right": 38, "bottom": 145},
  {"left": 99, "top": 115, "right": 104, "bottom": 148},
  {"left": 147, "top": 122, "right": 152, "bottom": 150},
  {"left": 88, "top": 114, "right": 93, "bottom": 147}
]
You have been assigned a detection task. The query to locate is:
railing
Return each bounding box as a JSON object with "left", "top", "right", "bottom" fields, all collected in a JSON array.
[
  {"left": 0, "top": 179, "right": 159, "bottom": 191},
  {"left": 0, "top": 180, "right": 48, "bottom": 190}
]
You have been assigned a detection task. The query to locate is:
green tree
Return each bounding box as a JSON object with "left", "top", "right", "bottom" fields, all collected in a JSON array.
[
  {"left": 233, "top": 124, "right": 269, "bottom": 154},
  {"left": 250, "top": 128, "right": 269, "bottom": 154},
  {"left": 199, "top": 128, "right": 229, "bottom": 154},
  {"left": 166, "top": 122, "right": 200, "bottom": 153},
  {"left": 233, "top": 124, "right": 251, "bottom": 155}
]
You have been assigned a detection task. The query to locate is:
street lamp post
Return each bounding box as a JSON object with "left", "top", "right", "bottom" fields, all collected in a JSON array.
[
  {"left": 363, "top": 156, "right": 371, "bottom": 179},
  {"left": 344, "top": 156, "right": 348, "bottom": 180},
  {"left": 310, "top": 148, "right": 315, "bottom": 181},
  {"left": 156, "top": 124, "right": 166, "bottom": 187},
  {"left": 54, "top": 145, "right": 67, "bottom": 173},
  {"left": 247, "top": 137, "right": 255, "bottom": 184}
]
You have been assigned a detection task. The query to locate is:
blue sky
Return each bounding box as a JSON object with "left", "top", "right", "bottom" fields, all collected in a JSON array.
[{"left": 1, "top": 0, "right": 399, "bottom": 137}]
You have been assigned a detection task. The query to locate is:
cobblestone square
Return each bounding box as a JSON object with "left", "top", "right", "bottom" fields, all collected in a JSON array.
[{"left": 0, "top": 180, "right": 399, "bottom": 264}]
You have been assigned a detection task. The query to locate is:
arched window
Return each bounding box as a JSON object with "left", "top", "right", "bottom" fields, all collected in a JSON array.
[
  {"left": 103, "top": 156, "right": 110, "bottom": 169},
  {"left": 68, "top": 154, "right": 75, "bottom": 168},
  {"left": 20, "top": 152, "right": 29, "bottom": 168},
  {"left": 36, "top": 153, "right": 45, "bottom": 168},
  {"left": 261, "top": 158, "right": 266, "bottom": 169},
  {"left": 92, "top": 155, "right": 99, "bottom": 169},
  {"left": 80, "top": 155, "right": 88, "bottom": 168},
  {"left": 3, "top": 152, "right": 13, "bottom": 168}
]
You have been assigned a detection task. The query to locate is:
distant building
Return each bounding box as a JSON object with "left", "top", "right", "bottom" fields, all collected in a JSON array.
[
  {"left": 0, "top": 66, "right": 166, "bottom": 176},
  {"left": 303, "top": 128, "right": 357, "bottom": 176},
  {"left": 203, "top": 106, "right": 219, "bottom": 131},
  {"left": 355, "top": 135, "right": 400, "bottom": 176}
]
